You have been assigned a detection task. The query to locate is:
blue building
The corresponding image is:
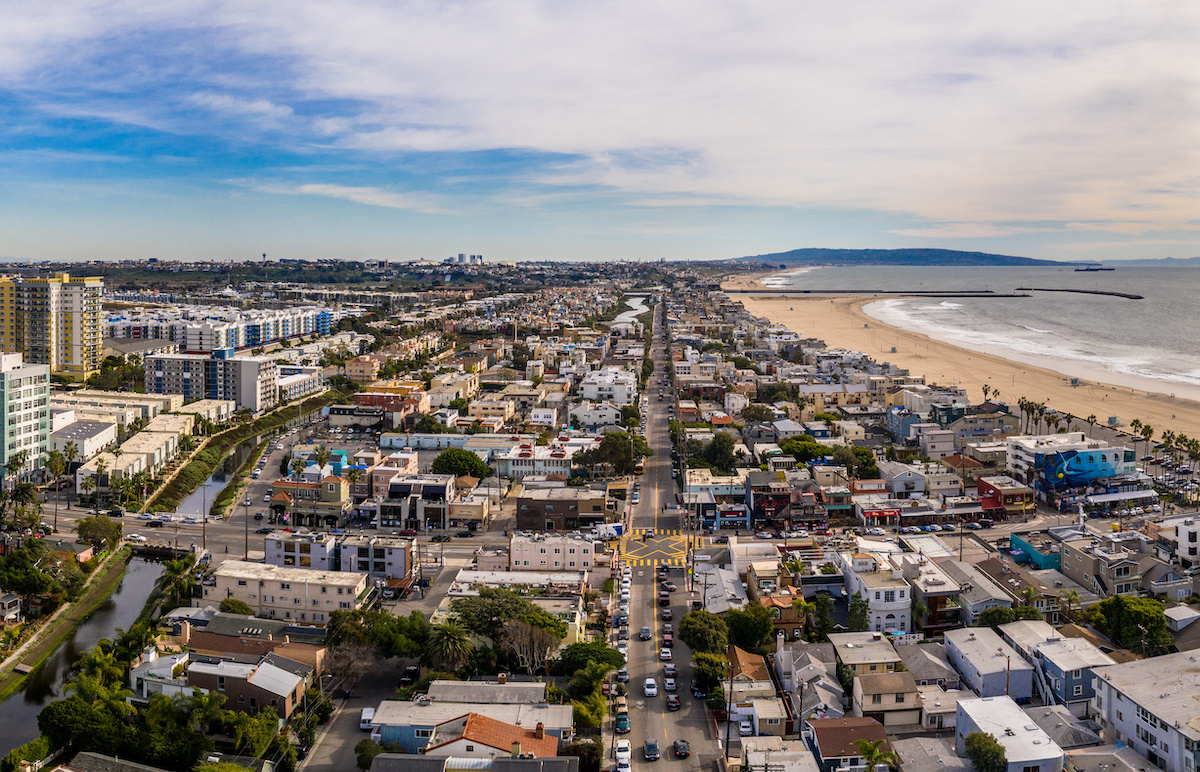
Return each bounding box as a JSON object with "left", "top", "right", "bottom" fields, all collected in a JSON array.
[
  {"left": 371, "top": 699, "right": 573, "bottom": 752},
  {"left": 1009, "top": 532, "right": 1062, "bottom": 570},
  {"left": 885, "top": 407, "right": 920, "bottom": 442}
]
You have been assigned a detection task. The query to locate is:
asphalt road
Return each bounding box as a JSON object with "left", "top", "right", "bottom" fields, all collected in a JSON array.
[{"left": 614, "top": 303, "right": 718, "bottom": 772}]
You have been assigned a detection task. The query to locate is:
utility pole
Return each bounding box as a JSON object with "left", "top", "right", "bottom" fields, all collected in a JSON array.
[{"left": 244, "top": 494, "right": 250, "bottom": 558}]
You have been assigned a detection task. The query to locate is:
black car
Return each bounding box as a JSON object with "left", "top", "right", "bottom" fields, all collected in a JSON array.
[
  {"left": 666, "top": 695, "right": 681, "bottom": 711},
  {"left": 455, "top": 530, "right": 474, "bottom": 537},
  {"left": 673, "top": 740, "right": 689, "bottom": 758},
  {"left": 432, "top": 534, "right": 452, "bottom": 543},
  {"left": 399, "top": 665, "right": 420, "bottom": 686},
  {"left": 147, "top": 520, "right": 164, "bottom": 528},
  {"left": 661, "top": 608, "right": 673, "bottom": 621},
  {"left": 643, "top": 740, "right": 659, "bottom": 761},
  {"left": 256, "top": 527, "right": 272, "bottom": 534},
  {"left": 618, "top": 627, "right": 629, "bottom": 640}
]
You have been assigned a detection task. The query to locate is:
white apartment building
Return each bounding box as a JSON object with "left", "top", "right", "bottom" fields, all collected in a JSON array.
[
  {"left": 0, "top": 354, "right": 50, "bottom": 479},
  {"left": 1092, "top": 651, "right": 1200, "bottom": 772},
  {"left": 265, "top": 532, "right": 338, "bottom": 570},
  {"left": 144, "top": 353, "right": 278, "bottom": 413},
  {"left": 493, "top": 437, "right": 601, "bottom": 479},
  {"left": 578, "top": 367, "right": 638, "bottom": 405},
  {"left": 201, "top": 560, "right": 367, "bottom": 624},
  {"left": 839, "top": 551, "right": 911, "bottom": 633},
  {"left": 955, "top": 696, "right": 1064, "bottom": 772},
  {"left": 49, "top": 420, "right": 118, "bottom": 462},
  {"left": 338, "top": 535, "right": 413, "bottom": 580},
  {"left": 509, "top": 533, "right": 597, "bottom": 571},
  {"left": 105, "top": 304, "right": 340, "bottom": 353}
]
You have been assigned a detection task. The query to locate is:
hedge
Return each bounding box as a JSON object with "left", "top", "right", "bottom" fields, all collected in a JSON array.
[{"left": 1, "top": 733, "right": 51, "bottom": 772}]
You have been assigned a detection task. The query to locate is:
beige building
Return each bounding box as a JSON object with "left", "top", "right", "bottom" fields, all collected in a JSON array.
[
  {"left": 467, "top": 397, "right": 516, "bottom": 422},
  {"left": 345, "top": 356, "right": 381, "bottom": 383},
  {"left": 177, "top": 398, "right": 237, "bottom": 425},
  {"left": 200, "top": 560, "right": 368, "bottom": 623},
  {"left": 509, "top": 532, "right": 598, "bottom": 572},
  {"left": 0, "top": 273, "right": 103, "bottom": 381}
]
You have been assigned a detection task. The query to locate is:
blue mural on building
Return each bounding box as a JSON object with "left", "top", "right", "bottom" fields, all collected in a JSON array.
[{"left": 1036, "top": 449, "right": 1127, "bottom": 489}]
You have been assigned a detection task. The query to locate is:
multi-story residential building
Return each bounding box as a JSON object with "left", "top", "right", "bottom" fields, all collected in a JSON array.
[
  {"left": 345, "top": 355, "right": 382, "bottom": 383},
  {"left": 898, "top": 553, "right": 962, "bottom": 636},
  {"left": 508, "top": 533, "right": 597, "bottom": 571},
  {"left": 515, "top": 488, "right": 611, "bottom": 531},
  {"left": 1059, "top": 534, "right": 1157, "bottom": 598},
  {"left": 200, "top": 560, "right": 368, "bottom": 623},
  {"left": 186, "top": 655, "right": 307, "bottom": 719},
  {"left": 944, "top": 627, "right": 1034, "bottom": 701},
  {"left": 144, "top": 352, "right": 278, "bottom": 413},
  {"left": 0, "top": 354, "right": 50, "bottom": 480},
  {"left": 851, "top": 671, "right": 922, "bottom": 727},
  {"left": 493, "top": 438, "right": 600, "bottom": 479},
  {"left": 265, "top": 532, "right": 338, "bottom": 570},
  {"left": 999, "top": 619, "right": 1115, "bottom": 715},
  {"left": 1091, "top": 651, "right": 1200, "bottom": 772},
  {"left": 838, "top": 552, "right": 912, "bottom": 633},
  {"left": 277, "top": 364, "right": 326, "bottom": 403},
  {"left": 105, "top": 304, "right": 335, "bottom": 353},
  {"left": 955, "top": 697, "right": 1064, "bottom": 772},
  {"left": 827, "top": 632, "right": 903, "bottom": 675},
  {"left": 975, "top": 557, "right": 1063, "bottom": 624},
  {"left": 0, "top": 273, "right": 103, "bottom": 380},
  {"left": 578, "top": 367, "right": 638, "bottom": 405},
  {"left": 338, "top": 535, "right": 414, "bottom": 580},
  {"left": 937, "top": 560, "right": 1013, "bottom": 625}
]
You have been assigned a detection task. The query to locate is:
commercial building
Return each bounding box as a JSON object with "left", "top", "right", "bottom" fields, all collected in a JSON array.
[
  {"left": 578, "top": 367, "right": 638, "bottom": 405},
  {"left": 515, "top": 488, "right": 611, "bottom": 531},
  {"left": 48, "top": 419, "right": 116, "bottom": 462},
  {"left": 955, "top": 696, "right": 1064, "bottom": 772},
  {"left": 0, "top": 273, "right": 103, "bottom": 380},
  {"left": 268, "top": 476, "right": 351, "bottom": 528},
  {"left": 200, "top": 560, "right": 368, "bottom": 623},
  {"left": 1006, "top": 433, "right": 1137, "bottom": 495},
  {"left": 0, "top": 354, "right": 51, "bottom": 479},
  {"left": 144, "top": 352, "right": 278, "bottom": 413},
  {"left": 338, "top": 535, "right": 414, "bottom": 580}
]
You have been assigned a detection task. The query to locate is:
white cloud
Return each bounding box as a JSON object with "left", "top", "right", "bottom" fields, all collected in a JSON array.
[
  {"left": 247, "top": 181, "right": 450, "bottom": 215},
  {"left": 3, "top": 1, "right": 1200, "bottom": 240}
]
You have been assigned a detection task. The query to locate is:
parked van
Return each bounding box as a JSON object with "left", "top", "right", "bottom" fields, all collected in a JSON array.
[
  {"left": 615, "top": 696, "right": 629, "bottom": 715},
  {"left": 359, "top": 708, "right": 376, "bottom": 730}
]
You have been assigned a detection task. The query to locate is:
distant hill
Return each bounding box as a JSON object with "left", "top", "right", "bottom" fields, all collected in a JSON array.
[{"left": 737, "top": 247, "right": 1067, "bottom": 267}]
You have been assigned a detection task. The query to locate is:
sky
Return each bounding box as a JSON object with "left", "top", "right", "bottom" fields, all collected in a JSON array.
[{"left": 1, "top": 1, "right": 1199, "bottom": 263}]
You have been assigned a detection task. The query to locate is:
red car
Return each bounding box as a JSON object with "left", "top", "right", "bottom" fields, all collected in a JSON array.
[{"left": 398, "top": 529, "right": 418, "bottom": 536}]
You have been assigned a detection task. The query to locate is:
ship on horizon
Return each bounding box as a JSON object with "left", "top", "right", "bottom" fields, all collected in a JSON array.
[{"left": 1074, "top": 266, "right": 1115, "bottom": 272}]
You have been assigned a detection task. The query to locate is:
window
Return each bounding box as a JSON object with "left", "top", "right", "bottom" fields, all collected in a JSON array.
[
  {"left": 238, "top": 695, "right": 245, "bottom": 703},
  {"left": 294, "top": 598, "right": 301, "bottom": 605},
  {"left": 416, "top": 730, "right": 432, "bottom": 738},
  {"left": 884, "top": 590, "right": 895, "bottom": 602},
  {"left": 872, "top": 694, "right": 882, "bottom": 704},
  {"left": 896, "top": 693, "right": 905, "bottom": 703},
  {"left": 281, "top": 582, "right": 291, "bottom": 590},
  {"left": 1022, "top": 767, "right": 1042, "bottom": 772},
  {"left": 217, "top": 676, "right": 226, "bottom": 691},
  {"left": 1074, "top": 685, "right": 1084, "bottom": 696},
  {"left": 237, "top": 580, "right": 247, "bottom": 587},
  {"left": 465, "top": 746, "right": 474, "bottom": 752}
]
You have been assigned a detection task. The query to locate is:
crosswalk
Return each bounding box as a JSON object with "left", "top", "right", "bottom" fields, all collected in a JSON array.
[
  {"left": 621, "top": 557, "right": 687, "bottom": 567},
  {"left": 628, "top": 528, "right": 683, "bottom": 536}
]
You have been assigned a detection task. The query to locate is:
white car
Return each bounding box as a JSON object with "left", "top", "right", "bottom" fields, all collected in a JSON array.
[
  {"left": 867, "top": 527, "right": 887, "bottom": 536},
  {"left": 617, "top": 641, "right": 628, "bottom": 658},
  {"left": 126, "top": 533, "right": 147, "bottom": 543},
  {"left": 785, "top": 530, "right": 808, "bottom": 538},
  {"left": 643, "top": 678, "right": 658, "bottom": 697},
  {"left": 615, "top": 740, "right": 632, "bottom": 764}
]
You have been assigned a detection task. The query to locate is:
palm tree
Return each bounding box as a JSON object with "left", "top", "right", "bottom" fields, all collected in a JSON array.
[
  {"left": 163, "top": 557, "right": 197, "bottom": 603},
  {"left": 344, "top": 466, "right": 363, "bottom": 500},
  {"left": 1086, "top": 414, "right": 1098, "bottom": 438},
  {"left": 10, "top": 480, "right": 41, "bottom": 529},
  {"left": 853, "top": 739, "right": 898, "bottom": 771},
  {"left": 81, "top": 475, "right": 96, "bottom": 506},
  {"left": 94, "top": 458, "right": 109, "bottom": 505},
  {"left": 291, "top": 455, "right": 307, "bottom": 481},
  {"left": 179, "top": 434, "right": 196, "bottom": 454},
  {"left": 63, "top": 441, "right": 78, "bottom": 507},
  {"left": 1142, "top": 424, "right": 1156, "bottom": 465},
  {"left": 313, "top": 444, "right": 333, "bottom": 473},
  {"left": 4, "top": 449, "right": 29, "bottom": 489},
  {"left": 45, "top": 450, "right": 66, "bottom": 533},
  {"left": 791, "top": 597, "right": 815, "bottom": 641},
  {"left": 1058, "top": 588, "right": 1080, "bottom": 622},
  {"left": 1019, "top": 587, "right": 1039, "bottom": 609},
  {"left": 981, "top": 384, "right": 991, "bottom": 403},
  {"left": 427, "top": 622, "right": 474, "bottom": 672}
]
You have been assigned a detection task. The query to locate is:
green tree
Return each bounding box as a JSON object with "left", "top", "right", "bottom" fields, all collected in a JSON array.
[
  {"left": 678, "top": 609, "right": 729, "bottom": 654},
  {"left": 692, "top": 652, "right": 728, "bottom": 691},
  {"left": 431, "top": 447, "right": 490, "bottom": 479},
  {"left": 231, "top": 706, "right": 280, "bottom": 756},
  {"left": 568, "top": 660, "right": 609, "bottom": 699},
  {"left": 812, "top": 594, "right": 835, "bottom": 641},
  {"left": 559, "top": 738, "right": 603, "bottom": 772},
  {"left": 725, "top": 602, "right": 775, "bottom": 650},
  {"left": 964, "top": 732, "right": 1007, "bottom": 772},
  {"left": 427, "top": 621, "right": 474, "bottom": 671},
  {"left": 854, "top": 739, "right": 898, "bottom": 771},
  {"left": 219, "top": 598, "right": 255, "bottom": 615},
  {"left": 355, "top": 739, "right": 385, "bottom": 771},
  {"left": 451, "top": 588, "right": 547, "bottom": 641},
  {"left": 1086, "top": 594, "right": 1170, "bottom": 654},
  {"left": 556, "top": 641, "right": 626, "bottom": 674},
  {"left": 740, "top": 404, "right": 775, "bottom": 423},
  {"left": 703, "top": 432, "right": 739, "bottom": 473},
  {"left": 848, "top": 592, "right": 870, "bottom": 632},
  {"left": 76, "top": 515, "right": 122, "bottom": 551},
  {"left": 976, "top": 606, "right": 1018, "bottom": 629}
]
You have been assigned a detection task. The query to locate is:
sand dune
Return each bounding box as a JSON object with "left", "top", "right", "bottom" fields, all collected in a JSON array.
[{"left": 726, "top": 285, "right": 1200, "bottom": 443}]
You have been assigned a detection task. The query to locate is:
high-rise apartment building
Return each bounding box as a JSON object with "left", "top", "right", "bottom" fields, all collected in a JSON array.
[
  {"left": 0, "top": 353, "right": 51, "bottom": 480},
  {"left": 0, "top": 273, "right": 103, "bottom": 381}
]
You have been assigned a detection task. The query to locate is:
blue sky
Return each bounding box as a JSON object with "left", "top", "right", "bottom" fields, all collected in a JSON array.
[{"left": 1, "top": 1, "right": 1199, "bottom": 263}]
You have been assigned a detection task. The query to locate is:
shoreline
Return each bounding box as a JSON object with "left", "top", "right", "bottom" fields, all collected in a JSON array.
[{"left": 723, "top": 276, "right": 1200, "bottom": 441}]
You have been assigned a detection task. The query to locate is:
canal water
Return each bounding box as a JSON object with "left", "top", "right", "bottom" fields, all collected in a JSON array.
[
  {"left": 174, "top": 409, "right": 326, "bottom": 518},
  {"left": 0, "top": 558, "right": 166, "bottom": 756},
  {"left": 614, "top": 295, "right": 649, "bottom": 325}
]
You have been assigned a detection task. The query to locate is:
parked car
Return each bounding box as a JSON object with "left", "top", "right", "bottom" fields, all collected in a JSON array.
[
  {"left": 867, "top": 527, "right": 886, "bottom": 536},
  {"left": 616, "top": 667, "right": 629, "bottom": 683},
  {"left": 754, "top": 531, "right": 773, "bottom": 539},
  {"left": 661, "top": 607, "right": 673, "bottom": 621},
  {"left": 432, "top": 534, "right": 451, "bottom": 542},
  {"left": 963, "top": 521, "right": 982, "bottom": 530},
  {"left": 661, "top": 581, "right": 676, "bottom": 592},
  {"left": 147, "top": 521, "right": 164, "bottom": 528},
  {"left": 399, "top": 666, "right": 420, "bottom": 686},
  {"left": 663, "top": 663, "right": 676, "bottom": 678},
  {"left": 615, "top": 741, "right": 632, "bottom": 765},
  {"left": 739, "top": 720, "right": 754, "bottom": 737}
]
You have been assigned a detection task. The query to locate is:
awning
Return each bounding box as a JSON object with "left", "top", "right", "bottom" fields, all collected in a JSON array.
[{"left": 1085, "top": 490, "right": 1158, "bottom": 504}]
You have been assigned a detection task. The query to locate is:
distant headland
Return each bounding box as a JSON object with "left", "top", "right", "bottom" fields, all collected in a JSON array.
[{"left": 737, "top": 247, "right": 1070, "bottom": 267}]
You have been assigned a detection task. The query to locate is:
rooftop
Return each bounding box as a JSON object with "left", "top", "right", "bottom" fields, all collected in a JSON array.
[
  {"left": 50, "top": 420, "right": 115, "bottom": 442},
  {"left": 958, "top": 696, "right": 1064, "bottom": 764},
  {"left": 945, "top": 628, "right": 1033, "bottom": 677},
  {"left": 827, "top": 632, "right": 902, "bottom": 667},
  {"left": 214, "top": 560, "right": 366, "bottom": 587},
  {"left": 807, "top": 717, "right": 887, "bottom": 758},
  {"left": 1093, "top": 651, "right": 1200, "bottom": 740}
]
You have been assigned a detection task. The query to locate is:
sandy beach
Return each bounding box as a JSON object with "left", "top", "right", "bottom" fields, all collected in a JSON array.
[{"left": 724, "top": 278, "right": 1200, "bottom": 443}]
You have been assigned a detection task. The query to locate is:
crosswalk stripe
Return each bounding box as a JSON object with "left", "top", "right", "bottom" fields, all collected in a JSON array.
[
  {"left": 623, "top": 557, "right": 687, "bottom": 567},
  {"left": 629, "top": 528, "right": 682, "bottom": 536}
]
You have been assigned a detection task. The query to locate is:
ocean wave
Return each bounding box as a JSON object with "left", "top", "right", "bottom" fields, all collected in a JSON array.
[
  {"left": 939, "top": 301, "right": 963, "bottom": 309},
  {"left": 1016, "top": 324, "right": 1051, "bottom": 334}
]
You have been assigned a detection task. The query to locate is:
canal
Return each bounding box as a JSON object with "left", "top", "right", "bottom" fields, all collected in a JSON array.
[{"left": 0, "top": 558, "right": 166, "bottom": 756}]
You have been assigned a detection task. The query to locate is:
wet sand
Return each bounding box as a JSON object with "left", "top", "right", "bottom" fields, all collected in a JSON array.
[{"left": 724, "top": 278, "right": 1200, "bottom": 442}]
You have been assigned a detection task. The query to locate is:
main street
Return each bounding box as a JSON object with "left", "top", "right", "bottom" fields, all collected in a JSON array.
[{"left": 612, "top": 302, "right": 719, "bottom": 772}]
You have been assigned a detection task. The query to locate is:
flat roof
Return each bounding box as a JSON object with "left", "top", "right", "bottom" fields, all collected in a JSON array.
[
  {"left": 1093, "top": 651, "right": 1200, "bottom": 739},
  {"left": 945, "top": 628, "right": 1033, "bottom": 677},
  {"left": 214, "top": 560, "right": 365, "bottom": 586},
  {"left": 828, "top": 633, "right": 902, "bottom": 666},
  {"left": 50, "top": 420, "right": 115, "bottom": 441},
  {"left": 958, "top": 696, "right": 1063, "bottom": 764}
]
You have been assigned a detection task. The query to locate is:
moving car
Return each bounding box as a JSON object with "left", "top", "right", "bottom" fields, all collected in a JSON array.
[
  {"left": 659, "top": 648, "right": 672, "bottom": 661},
  {"left": 661, "top": 607, "right": 673, "bottom": 621},
  {"left": 147, "top": 521, "right": 164, "bottom": 528},
  {"left": 643, "top": 677, "right": 658, "bottom": 697},
  {"left": 643, "top": 740, "right": 660, "bottom": 761},
  {"left": 666, "top": 695, "right": 681, "bottom": 711},
  {"left": 664, "top": 677, "right": 676, "bottom": 692},
  {"left": 673, "top": 740, "right": 690, "bottom": 758},
  {"left": 454, "top": 530, "right": 473, "bottom": 537},
  {"left": 254, "top": 513, "right": 264, "bottom": 520},
  {"left": 663, "top": 663, "right": 676, "bottom": 678},
  {"left": 661, "top": 581, "right": 676, "bottom": 592},
  {"left": 431, "top": 534, "right": 451, "bottom": 542},
  {"left": 256, "top": 527, "right": 272, "bottom": 534},
  {"left": 640, "top": 626, "right": 652, "bottom": 640}
]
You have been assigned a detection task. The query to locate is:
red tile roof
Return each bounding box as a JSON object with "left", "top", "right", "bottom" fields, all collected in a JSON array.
[
  {"left": 431, "top": 712, "right": 559, "bottom": 757},
  {"left": 809, "top": 717, "right": 888, "bottom": 758}
]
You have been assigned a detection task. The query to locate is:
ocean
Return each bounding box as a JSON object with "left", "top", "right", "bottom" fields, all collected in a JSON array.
[{"left": 760, "top": 265, "right": 1200, "bottom": 399}]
